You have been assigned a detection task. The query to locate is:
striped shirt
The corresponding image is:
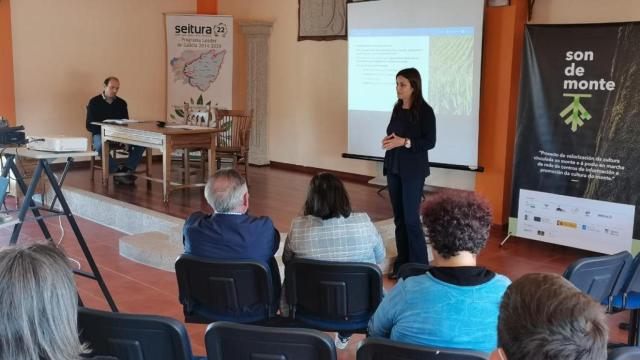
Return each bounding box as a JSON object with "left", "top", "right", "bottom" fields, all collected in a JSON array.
[{"left": 282, "top": 213, "right": 385, "bottom": 265}]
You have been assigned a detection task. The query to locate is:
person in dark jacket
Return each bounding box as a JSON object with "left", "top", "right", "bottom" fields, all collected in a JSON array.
[
  {"left": 86, "top": 76, "right": 144, "bottom": 185},
  {"left": 382, "top": 67, "right": 436, "bottom": 277},
  {"left": 183, "top": 169, "right": 281, "bottom": 316}
]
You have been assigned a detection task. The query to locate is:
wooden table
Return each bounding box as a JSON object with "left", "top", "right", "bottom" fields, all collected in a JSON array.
[{"left": 99, "top": 122, "right": 222, "bottom": 202}]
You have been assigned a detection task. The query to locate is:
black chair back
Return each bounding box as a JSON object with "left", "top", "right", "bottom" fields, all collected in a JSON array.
[
  {"left": 608, "top": 346, "right": 640, "bottom": 360},
  {"left": 78, "top": 307, "right": 193, "bottom": 360},
  {"left": 608, "top": 254, "right": 640, "bottom": 346},
  {"left": 563, "top": 251, "right": 632, "bottom": 303},
  {"left": 356, "top": 338, "right": 489, "bottom": 360},
  {"left": 285, "top": 258, "right": 383, "bottom": 332},
  {"left": 617, "top": 254, "right": 640, "bottom": 299},
  {"left": 175, "top": 254, "right": 276, "bottom": 324},
  {"left": 397, "top": 263, "right": 431, "bottom": 280},
  {"left": 205, "top": 321, "right": 336, "bottom": 360}
]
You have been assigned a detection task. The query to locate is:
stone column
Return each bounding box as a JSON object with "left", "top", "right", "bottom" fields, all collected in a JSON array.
[{"left": 239, "top": 20, "right": 273, "bottom": 165}]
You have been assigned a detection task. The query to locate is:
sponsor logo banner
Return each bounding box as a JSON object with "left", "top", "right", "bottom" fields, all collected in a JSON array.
[{"left": 509, "top": 23, "right": 640, "bottom": 253}]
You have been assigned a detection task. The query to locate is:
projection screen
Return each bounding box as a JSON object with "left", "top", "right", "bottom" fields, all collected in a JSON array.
[{"left": 347, "top": 0, "right": 485, "bottom": 169}]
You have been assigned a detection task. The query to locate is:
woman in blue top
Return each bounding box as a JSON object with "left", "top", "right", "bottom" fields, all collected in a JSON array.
[
  {"left": 368, "top": 191, "right": 511, "bottom": 353},
  {"left": 382, "top": 68, "right": 436, "bottom": 277}
]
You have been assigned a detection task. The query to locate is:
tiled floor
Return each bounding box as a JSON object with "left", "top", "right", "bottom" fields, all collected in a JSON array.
[{"left": 0, "top": 166, "right": 631, "bottom": 359}]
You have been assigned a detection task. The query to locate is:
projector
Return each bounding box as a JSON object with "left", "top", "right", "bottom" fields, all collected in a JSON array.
[{"left": 27, "top": 135, "right": 88, "bottom": 152}]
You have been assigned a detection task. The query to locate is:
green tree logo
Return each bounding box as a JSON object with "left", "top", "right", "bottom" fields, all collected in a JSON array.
[{"left": 560, "top": 93, "right": 592, "bottom": 132}]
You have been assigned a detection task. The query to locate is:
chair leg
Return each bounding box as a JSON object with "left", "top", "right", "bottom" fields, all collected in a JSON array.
[
  {"left": 244, "top": 156, "right": 249, "bottom": 186},
  {"left": 181, "top": 151, "right": 188, "bottom": 183},
  {"left": 90, "top": 156, "right": 95, "bottom": 181},
  {"left": 200, "top": 150, "right": 206, "bottom": 181},
  {"left": 629, "top": 309, "right": 640, "bottom": 346}
]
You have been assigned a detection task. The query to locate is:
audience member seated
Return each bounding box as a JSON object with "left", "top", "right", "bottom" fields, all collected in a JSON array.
[
  {"left": 183, "top": 169, "right": 281, "bottom": 305},
  {"left": 368, "top": 190, "right": 511, "bottom": 353},
  {"left": 493, "top": 272, "right": 608, "bottom": 360},
  {"left": 86, "top": 76, "right": 145, "bottom": 185},
  {"left": 0, "top": 243, "right": 115, "bottom": 360},
  {"left": 282, "top": 172, "right": 385, "bottom": 349}
]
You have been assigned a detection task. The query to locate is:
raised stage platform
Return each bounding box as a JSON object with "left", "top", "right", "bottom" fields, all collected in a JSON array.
[{"left": 45, "top": 164, "right": 400, "bottom": 273}]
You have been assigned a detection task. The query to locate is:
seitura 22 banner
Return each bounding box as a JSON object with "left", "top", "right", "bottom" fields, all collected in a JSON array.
[
  {"left": 165, "top": 14, "right": 233, "bottom": 124},
  {"left": 509, "top": 22, "right": 640, "bottom": 254}
]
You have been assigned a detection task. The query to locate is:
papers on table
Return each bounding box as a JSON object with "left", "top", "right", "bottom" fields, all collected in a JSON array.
[
  {"left": 103, "top": 119, "right": 142, "bottom": 125},
  {"left": 165, "top": 125, "right": 202, "bottom": 130}
]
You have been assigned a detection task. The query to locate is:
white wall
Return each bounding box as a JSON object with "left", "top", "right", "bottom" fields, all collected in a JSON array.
[
  {"left": 11, "top": 0, "right": 196, "bottom": 139},
  {"left": 220, "top": 0, "right": 640, "bottom": 181},
  {"left": 530, "top": 0, "right": 640, "bottom": 24},
  {"left": 219, "top": 0, "right": 378, "bottom": 177}
]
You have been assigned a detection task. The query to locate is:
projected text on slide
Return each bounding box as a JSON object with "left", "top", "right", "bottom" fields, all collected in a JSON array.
[{"left": 349, "top": 32, "right": 429, "bottom": 112}]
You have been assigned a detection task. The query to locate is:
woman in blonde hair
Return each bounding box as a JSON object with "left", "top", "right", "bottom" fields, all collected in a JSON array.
[{"left": 0, "top": 243, "right": 111, "bottom": 360}]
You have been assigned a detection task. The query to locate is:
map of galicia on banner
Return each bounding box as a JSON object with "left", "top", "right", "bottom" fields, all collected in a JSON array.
[{"left": 171, "top": 49, "right": 227, "bottom": 92}]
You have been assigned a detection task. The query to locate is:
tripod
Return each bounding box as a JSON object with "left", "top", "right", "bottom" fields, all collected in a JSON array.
[{"left": 1, "top": 148, "right": 118, "bottom": 312}]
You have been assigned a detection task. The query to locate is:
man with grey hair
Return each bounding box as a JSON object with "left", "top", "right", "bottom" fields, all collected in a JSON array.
[{"left": 183, "top": 169, "right": 281, "bottom": 312}]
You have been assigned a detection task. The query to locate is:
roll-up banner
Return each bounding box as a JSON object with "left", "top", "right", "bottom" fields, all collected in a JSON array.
[
  {"left": 165, "top": 14, "right": 233, "bottom": 123},
  {"left": 509, "top": 23, "right": 640, "bottom": 254}
]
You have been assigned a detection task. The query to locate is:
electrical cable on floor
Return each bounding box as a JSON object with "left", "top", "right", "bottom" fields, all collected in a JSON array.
[
  {"left": 56, "top": 214, "right": 65, "bottom": 246},
  {"left": 67, "top": 256, "right": 81, "bottom": 270},
  {"left": 49, "top": 170, "right": 81, "bottom": 271}
]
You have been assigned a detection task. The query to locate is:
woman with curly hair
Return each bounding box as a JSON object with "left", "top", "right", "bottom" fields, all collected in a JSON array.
[{"left": 368, "top": 191, "right": 510, "bottom": 353}]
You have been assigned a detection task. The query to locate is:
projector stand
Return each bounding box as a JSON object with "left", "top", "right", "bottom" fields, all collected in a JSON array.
[{"left": 1, "top": 149, "right": 118, "bottom": 312}]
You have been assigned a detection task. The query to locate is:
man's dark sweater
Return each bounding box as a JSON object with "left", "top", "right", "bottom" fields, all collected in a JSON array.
[{"left": 86, "top": 94, "right": 129, "bottom": 135}]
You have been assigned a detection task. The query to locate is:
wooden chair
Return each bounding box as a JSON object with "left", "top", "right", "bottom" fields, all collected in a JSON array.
[
  {"left": 214, "top": 109, "right": 252, "bottom": 182},
  {"left": 174, "top": 103, "right": 212, "bottom": 183}
]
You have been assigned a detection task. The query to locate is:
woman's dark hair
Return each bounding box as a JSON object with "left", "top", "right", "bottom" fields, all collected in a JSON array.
[
  {"left": 394, "top": 67, "right": 425, "bottom": 115},
  {"left": 421, "top": 190, "right": 492, "bottom": 259},
  {"left": 303, "top": 173, "right": 352, "bottom": 220}
]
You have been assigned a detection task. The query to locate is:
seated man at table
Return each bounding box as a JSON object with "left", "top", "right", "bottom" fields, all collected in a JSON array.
[
  {"left": 183, "top": 169, "right": 282, "bottom": 312},
  {"left": 86, "top": 76, "right": 145, "bottom": 185}
]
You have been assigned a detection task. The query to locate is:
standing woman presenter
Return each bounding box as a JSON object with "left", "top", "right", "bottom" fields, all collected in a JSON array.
[{"left": 382, "top": 68, "right": 436, "bottom": 278}]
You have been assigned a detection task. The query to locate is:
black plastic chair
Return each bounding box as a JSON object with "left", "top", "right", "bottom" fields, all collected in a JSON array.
[
  {"left": 284, "top": 258, "right": 383, "bottom": 333},
  {"left": 608, "top": 346, "right": 640, "bottom": 360},
  {"left": 205, "top": 321, "right": 337, "bottom": 360},
  {"left": 563, "top": 251, "right": 632, "bottom": 304},
  {"left": 78, "top": 307, "right": 194, "bottom": 360},
  {"left": 607, "top": 253, "right": 640, "bottom": 345},
  {"left": 175, "top": 254, "right": 278, "bottom": 324},
  {"left": 397, "top": 263, "right": 431, "bottom": 280},
  {"left": 356, "top": 338, "right": 489, "bottom": 360}
]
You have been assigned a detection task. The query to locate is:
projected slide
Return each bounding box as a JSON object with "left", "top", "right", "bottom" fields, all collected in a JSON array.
[{"left": 347, "top": 0, "right": 484, "bottom": 168}]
